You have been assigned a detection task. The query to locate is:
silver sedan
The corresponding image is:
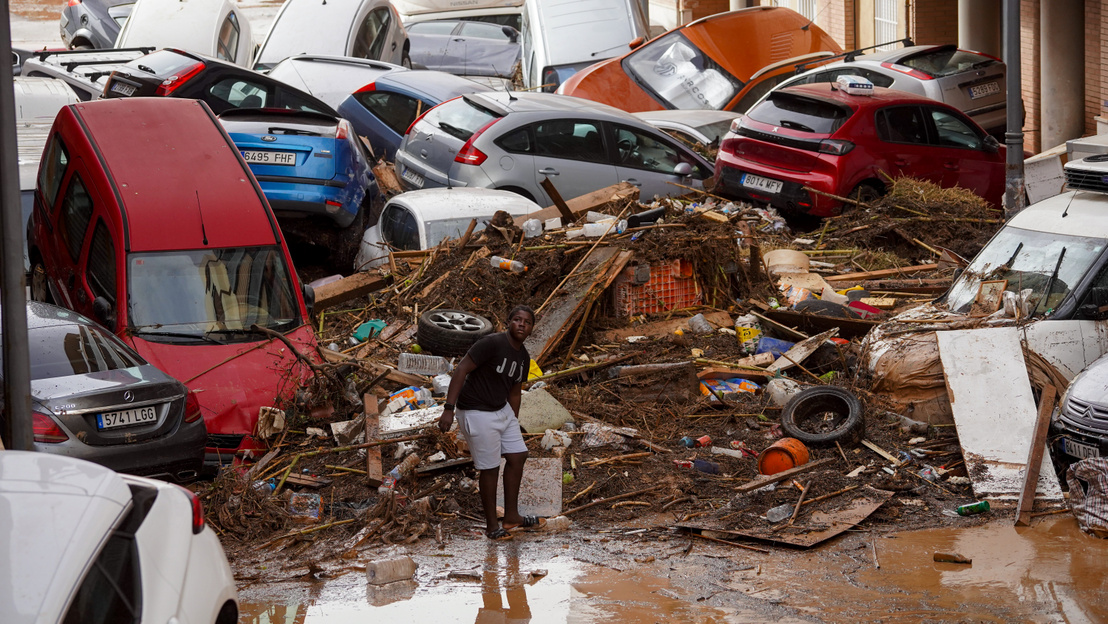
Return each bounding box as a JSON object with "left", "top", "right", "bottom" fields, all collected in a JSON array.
[{"left": 393, "top": 91, "right": 714, "bottom": 205}]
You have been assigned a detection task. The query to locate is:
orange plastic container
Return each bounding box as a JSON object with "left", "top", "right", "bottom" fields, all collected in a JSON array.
[{"left": 757, "top": 438, "right": 810, "bottom": 475}]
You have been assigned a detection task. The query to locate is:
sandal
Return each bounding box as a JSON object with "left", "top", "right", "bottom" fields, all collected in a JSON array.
[
  {"left": 486, "top": 527, "right": 513, "bottom": 541},
  {"left": 504, "top": 515, "right": 546, "bottom": 531}
]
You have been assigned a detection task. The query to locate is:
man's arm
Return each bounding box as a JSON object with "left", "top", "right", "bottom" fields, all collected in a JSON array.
[
  {"left": 438, "top": 355, "right": 477, "bottom": 433},
  {"left": 507, "top": 382, "right": 522, "bottom": 419}
]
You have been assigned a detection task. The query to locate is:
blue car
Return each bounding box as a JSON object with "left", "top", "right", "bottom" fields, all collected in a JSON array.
[
  {"left": 336, "top": 69, "right": 493, "bottom": 161},
  {"left": 219, "top": 109, "right": 377, "bottom": 262}
]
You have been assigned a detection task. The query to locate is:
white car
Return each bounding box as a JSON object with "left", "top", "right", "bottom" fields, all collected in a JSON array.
[
  {"left": 0, "top": 451, "right": 238, "bottom": 624},
  {"left": 254, "top": 0, "right": 410, "bottom": 71},
  {"left": 114, "top": 0, "right": 254, "bottom": 67},
  {"left": 631, "top": 109, "right": 742, "bottom": 148},
  {"left": 356, "top": 187, "right": 540, "bottom": 270},
  {"left": 394, "top": 0, "right": 524, "bottom": 31}
]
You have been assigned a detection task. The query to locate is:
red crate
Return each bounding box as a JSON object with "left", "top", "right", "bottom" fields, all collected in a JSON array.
[{"left": 612, "top": 259, "right": 702, "bottom": 316}]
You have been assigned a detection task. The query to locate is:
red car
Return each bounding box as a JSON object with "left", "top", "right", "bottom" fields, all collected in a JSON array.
[
  {"left": 28, "top": 98, "right": 320, "bottom": 464},
  {"left": 713, "top": 82, "right": 1006, "bottom": 217}
]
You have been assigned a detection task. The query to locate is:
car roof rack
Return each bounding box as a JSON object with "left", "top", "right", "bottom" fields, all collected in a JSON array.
[{"left": 793, "top": 38, "right": 914, "bottom": 74}]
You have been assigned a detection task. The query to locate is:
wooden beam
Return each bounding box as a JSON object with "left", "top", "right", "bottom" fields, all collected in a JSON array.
[
  {"left": 513, "top": 182, "right": 640, "bottom": 226},
  {"left": 824, "top": 264, "right": 940, "bottom": 283},
  {"left": 1016, "top": 385, "right": 1056, "bottom": 527},
  {"left": 595, "top": 310, "right": 732, "bottom": 342},
  {"left": 313, "top": 272, "right": 394, "bottom": 310},
  {"left": 733, "top": 458, "right": 836, "bottom": 493},
  {"left": 540, "top": 177, "right": 576, "bottom": 223},
  {"left": 365, "top": 392, "right": 383, "bottom": 487}
]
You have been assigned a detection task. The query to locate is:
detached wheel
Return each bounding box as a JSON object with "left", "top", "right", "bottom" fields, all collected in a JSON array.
[
  {"left": 417, "top": 309, "right": 493, "bottom": 356},
  {"left": 781, "top": 386, "right": 865, "bottom": 448}
]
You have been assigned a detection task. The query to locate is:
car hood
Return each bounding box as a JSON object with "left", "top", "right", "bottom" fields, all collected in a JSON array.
[
  {"left": 0, "top": 452, "right": 131, "bottom": 624},
  {"left": 557, "top": 56, "right": 663, "bottom": 112},
  {"left": 126, "top": 325, "right": 319, "bottom": 437},
  {"left": 1065, "top": 356, "right": 1108, "bottom": 407}
]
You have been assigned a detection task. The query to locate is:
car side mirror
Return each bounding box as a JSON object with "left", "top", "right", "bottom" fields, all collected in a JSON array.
[
  {"left": 503, "top": 26, "right": 519, "bottom": 43},
  {"left": 1079, "top": 286, "right": 1108, "bottom": 319},
  {"left": 629, "top": 36, "right": 645, "bottom": 50},
  {"left": 302, "top": 283, "right": 316, "bottom": 317},
  {"left": 92, "top": 296, "right": 115, "bottom": 329},
  {"left": 984, "top": 135, "right": 1000, "bottom": 153},
  {"left": 673, "top": 162, "right": 693, "bottom": 177}
]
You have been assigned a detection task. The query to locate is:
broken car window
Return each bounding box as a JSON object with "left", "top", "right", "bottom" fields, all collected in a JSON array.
[
  {"left": 944, "top": 227, "right": 1106, "bottom": 316},
  {"left": 622, "top": 31, "right": 741, "bottom": 110}
]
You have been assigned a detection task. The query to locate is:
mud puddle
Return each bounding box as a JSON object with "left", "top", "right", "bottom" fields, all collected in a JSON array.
[{"left": 237, "top": 517, "right": 1108, "bottom": 623}]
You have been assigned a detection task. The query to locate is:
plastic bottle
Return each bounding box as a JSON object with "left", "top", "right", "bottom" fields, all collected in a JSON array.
[
  {"left": 378, "top": 453, "right": 422, "bottom": 496},
  {"left": 366, "top": 556, "right": 418, "bottom": 585},
  {"left": 521, "top": 218, "right": 542, "bottom": 238},
  {"left": 766, "top": 378, "right": 803, "bottom": 407},
  {"left": 398, "top": 352, "right": 452, "bottom": 375},
  {"left": 490, "top": 255, "right": 527, "bottom": 273},
  {"left": 734, "top": 314, "right": 762, "bottom": 354},
  {"left": 542, "top": 515, "right": 572, "bottom": 532},
  {"left": 688, "top": 313, "right": 713, "bottom": 334},
  {"left": 251, "top": 479, "right": 274, "bottom": 495},
  {"left": 956, "top": 500, "right": 990, "bottom": 516}
]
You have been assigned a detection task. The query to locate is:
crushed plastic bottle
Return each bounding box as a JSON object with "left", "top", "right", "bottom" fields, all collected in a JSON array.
[
  {"left": 398, "top": 352, "right": 452, "bottom": 375},
  {"left": 521, "top": 218, "right": 542, "bottom": 238},
  {"left": 378, "top": 453, "right": 421, "bottom": 496},
  {"left": 490, "top": 255, "right": 526, "bottom": 273}
]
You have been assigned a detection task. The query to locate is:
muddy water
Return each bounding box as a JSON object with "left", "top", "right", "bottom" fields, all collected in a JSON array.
[{"left": 237, "top": 516, "right": 1108, "bottom": 623}]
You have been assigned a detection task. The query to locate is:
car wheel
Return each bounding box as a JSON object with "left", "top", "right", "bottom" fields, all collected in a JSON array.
[
  {"left": 401, "top": 50, "right": 412, "bottom": 69},
  {"left": 849, "top": 183, "right": 883, "bottom": 207},
  {"left": 31, "top": 260, "right": 53, "bottom": 304},
  {"left": 780, "top": 386, "right": 865, "bottom": 448},
  {"left": 70, "top": 41, "right": 93, "bottom": 50},
  {"left": 417, "top": 309, "right": 494, "bottom": 356}
]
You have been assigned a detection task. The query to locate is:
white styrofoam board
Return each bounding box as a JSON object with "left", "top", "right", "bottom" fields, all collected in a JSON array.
[
  {"left": 1023, "top": 320, "right": 1108, "bottom": 381},
  {"left": 936, "top": 327, "right": 1062, "bottom": 501}
]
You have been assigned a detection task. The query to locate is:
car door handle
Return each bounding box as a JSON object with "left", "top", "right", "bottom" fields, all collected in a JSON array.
[
  {"left": 538, "top": 168, "right": 559, "bottom": 176},
  {"left": 944, "top": 162, "right": 959, "bottom": 170},
  {"left": 391, "top": 42, "right": 397, "bottom": 50},
  {"left": 621, "top": 178, "right": 642, "bottom": 187},
  {"left": 892, "top": 159, "right": 909, "bottom": 167}
]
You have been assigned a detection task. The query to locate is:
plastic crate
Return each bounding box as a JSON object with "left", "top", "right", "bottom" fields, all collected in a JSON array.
[{"left": 612, "top": 259, "right": 702, "bottom": 316}]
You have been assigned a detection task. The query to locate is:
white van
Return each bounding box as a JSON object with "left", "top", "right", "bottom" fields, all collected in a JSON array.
[
  {"left": 520, "top": 0, "right": 648, "bottom": 92},
  {"left": 393, "top": 0, "right": 524, "bottom": 31},
  {"left": 114, "top": 0, "right": 254, "bottom": 67},
  {"left": 253, "top": 0, "right": 409, "bottom": 71}
]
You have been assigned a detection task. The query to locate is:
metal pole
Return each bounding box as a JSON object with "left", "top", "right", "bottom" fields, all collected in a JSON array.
[
  {"left": 1003, "top": 0, "right": 1024, "bottom": 217},
  {"left": 1, "top": 0, "right": 35, "bottom": 451}
]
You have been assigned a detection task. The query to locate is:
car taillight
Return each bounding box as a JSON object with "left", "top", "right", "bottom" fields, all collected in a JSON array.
[
  {"left": 176, "top": 484, "right": 206, "bottom": 534},
  {"left": 183, "top": 392, "right": 203, "bottom": 424},
  {"left": 67, "top": 0, "right": 81, "bottom": 6},
  {"left": 729, "top": 117, "right": 743, "bottom": 134},
  {"left": 541, "top": 67, "right": 559, "bottom": 93},
  {"left": 33, "top": 412, "right": 68, "bottom": 443},
  {"left": 880, "top": 61, "right": 932, "bottom": 81},
  {"left": 818, "top": 139, "right": 854, "bottom": 155},
  {"left": 336, "top": 119, "right": 352, "bottom": 141},
  {"left": 154, "top": 60, "right": 205, "bottom": 96},
  {"left": 453, "top": 118, "right": 500, "bottom": 166},
  {"left": 354, "top": 82, "right": 376, "bottom": 93}
]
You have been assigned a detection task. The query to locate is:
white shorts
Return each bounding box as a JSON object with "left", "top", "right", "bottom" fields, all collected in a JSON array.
[{"left": 456, "top": 403, "right": 528, "bottom": 470}]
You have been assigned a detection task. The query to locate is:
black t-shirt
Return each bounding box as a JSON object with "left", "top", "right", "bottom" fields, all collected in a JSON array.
[{"left": 457, "top": 332, "right": 530, "bottom": 411}]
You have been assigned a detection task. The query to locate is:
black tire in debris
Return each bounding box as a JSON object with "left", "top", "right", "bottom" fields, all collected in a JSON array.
[
  {"left": 781, "top": 386, "right": 865, "bottom": 447},
  {"left": 417, "top": 309, "right": 494, "bottom": 356}
]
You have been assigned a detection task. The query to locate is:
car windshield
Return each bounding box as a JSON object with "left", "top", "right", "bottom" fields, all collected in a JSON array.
[
  {"left": 622, "top": 31, "right": 741, "bottom": 110},
  {"left": 128, "top": 246, "right": 300, "bottom": 339},
  {"left": 422, "top": 97, "right": 498, "bottom": 141},
  {"left": 747, "top": 92, "right": 852, "bottom": 134},
  {"left": 944, "top": 227, "right": 1107, "bottom": 316},
  {"left": 17, "top": 322, "right": 144, "bottom": 380},
  {"left": 899, "top": 47, "right": 999, "bottom": 78}
]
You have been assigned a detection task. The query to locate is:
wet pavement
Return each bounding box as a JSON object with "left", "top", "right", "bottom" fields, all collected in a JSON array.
[{"left": 235, "top": 515, "right": 1108, "bottom": 623}]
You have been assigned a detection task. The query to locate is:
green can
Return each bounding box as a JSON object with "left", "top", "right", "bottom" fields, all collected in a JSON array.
[{"left": 956, "top": 500, "right": 991, "bottom": 516}]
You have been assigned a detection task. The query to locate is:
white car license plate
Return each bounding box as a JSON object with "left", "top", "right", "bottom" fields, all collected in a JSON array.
[
  {"left": 969, "top": 81, "right": 1001, "bottom": 99},
  {"left": 401, "top": 167, "right": 425, "bottom": 188},
  {"left": 741, "top": 173, "right": 783, "bottom": 194},
  {"left": 1062, "top": 437, "right": 1100, "bottom": 459},
  {"left": 242, "top": 150, "right": 296, "bottom": 166},
  {"left": 97, "top": 406, "right": 158, "bottom": 430},
  {"left": 110, "top": 82, "right": 136, "bottom": 96}
]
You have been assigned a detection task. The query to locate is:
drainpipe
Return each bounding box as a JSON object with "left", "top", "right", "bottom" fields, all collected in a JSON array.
[
  {"left": 1003, "top": 0, "right": 1024, "bottom": 217},
  {"left": 0, "top": 0, "right": 34, "bottom": 451}
]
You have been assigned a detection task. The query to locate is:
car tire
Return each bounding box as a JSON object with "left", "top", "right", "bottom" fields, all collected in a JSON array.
[
  {"left": 849, "top": 183, "right": 883, "bottom": 207},
  {"left": 30, "top": 260, "right": 53, "bottom": 304},
  {"left": 781, "top": 386, "right": 865, "bottom": 448},
  {"left": 417, "top": 309, "right": 494, "bottom": 356},
  {"left": 401, "top": 50, "right": 412, "bottom": 69}
]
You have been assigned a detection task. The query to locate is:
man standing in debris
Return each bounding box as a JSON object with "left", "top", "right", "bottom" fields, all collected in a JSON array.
[{"left": 438, "top": 305, "right": 544, "bottom": 540}]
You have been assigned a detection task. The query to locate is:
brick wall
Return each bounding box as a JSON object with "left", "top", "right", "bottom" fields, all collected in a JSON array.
[
  {"left": 817, "top": 0, "right": 854, "bottom": 50},
  {"left": 910, "top": 0, "right": 959, "bottom": 45},
  {"left": 1021, "top": 0, "right": 1041, "bottom": 152},
  {"left": 1091, "top": 1, "right": 1106, "bottom": 135}
]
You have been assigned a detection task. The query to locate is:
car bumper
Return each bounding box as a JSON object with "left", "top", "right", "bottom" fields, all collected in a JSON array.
[
  {"left": 36, "top": 418, "right": 206, "bottom": 482},
  {"left": 1051, "top": 415, "right": 1108, "bottom": 462},
  {"left": 257, "top": 177, "right": 372, "bottom": 229},
  {"left": 714, "top": 155, "right": 841, "bottom": 217}
]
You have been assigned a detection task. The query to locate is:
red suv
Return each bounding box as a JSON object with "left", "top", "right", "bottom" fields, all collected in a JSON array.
[
  {"left": 28, "top": 98, "right": 320, "bottom": 464},
  {"left": 714, "top": 82, "right": 1005, "bottom": 217}
]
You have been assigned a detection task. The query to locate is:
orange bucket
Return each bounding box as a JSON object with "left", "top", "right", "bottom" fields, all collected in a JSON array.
[{"left": 758, "top": 437, "right": 810, "bottom": 475}]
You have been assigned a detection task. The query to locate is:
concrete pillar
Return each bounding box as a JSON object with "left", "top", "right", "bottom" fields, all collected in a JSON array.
[
  {"left": 958, "top": 0, "right": 1001, "bottom": 57},
  {"left": 730, "top": 0, "right": 752, "bottom": 10},
  {"left": 1040, "top": 0, "right": 1085, "bottom": 150}
]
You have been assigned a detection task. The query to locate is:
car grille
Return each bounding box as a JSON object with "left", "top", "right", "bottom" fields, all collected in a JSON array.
[
  {"left": 1065, "top": 162, "right": 1108, "bottom": 194},
  {"left": 1059, "top": 395, "right": 1108, "bottom": 435}
]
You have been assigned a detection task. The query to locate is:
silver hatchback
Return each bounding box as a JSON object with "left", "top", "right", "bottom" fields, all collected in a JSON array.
[{"left": 393, "top": 91, "right": 714, "bottom": 205}]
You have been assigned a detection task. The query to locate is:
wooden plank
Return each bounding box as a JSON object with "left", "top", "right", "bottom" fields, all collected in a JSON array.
[
  {"left": 283, "top": 474, "right": 333, "bottom": 488},
  {"left": 762, "top": 308, "right": 877, "bottom": 340},
  {"left": 1016, "top": 385, "right": 1057, "bottom": 526},
  {"left": 595, "top": 310, "right": 733, "bottom": 342},
  {"left": 513, "top": 182, "right": 640, "bottom": 226},
  {"left": 936, "top": 328, "right": 1063, "bottom": 501},
  {"left": 365, "top": 392, "right": 383, "bottom": 487},
  {"left": 540, "top": 177, "right": 575, "bottom": 223},
  {"left": 314, "top": 272, "right": 394, "bottom": 310},
  {"left": 371, "top": 159, "right": 403, "bottom": 195},
  {"left": 733, "top": 458, "right": 836, "bottom": 493},
  {"left": 416, "top": 270, "right": 451, "bottom": 300},
  {"left": 823, "top": 264, "right": 939, "bottom": 283},
  {"left": 366, "top": 363, "right": 428, "bottom": 387}
]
